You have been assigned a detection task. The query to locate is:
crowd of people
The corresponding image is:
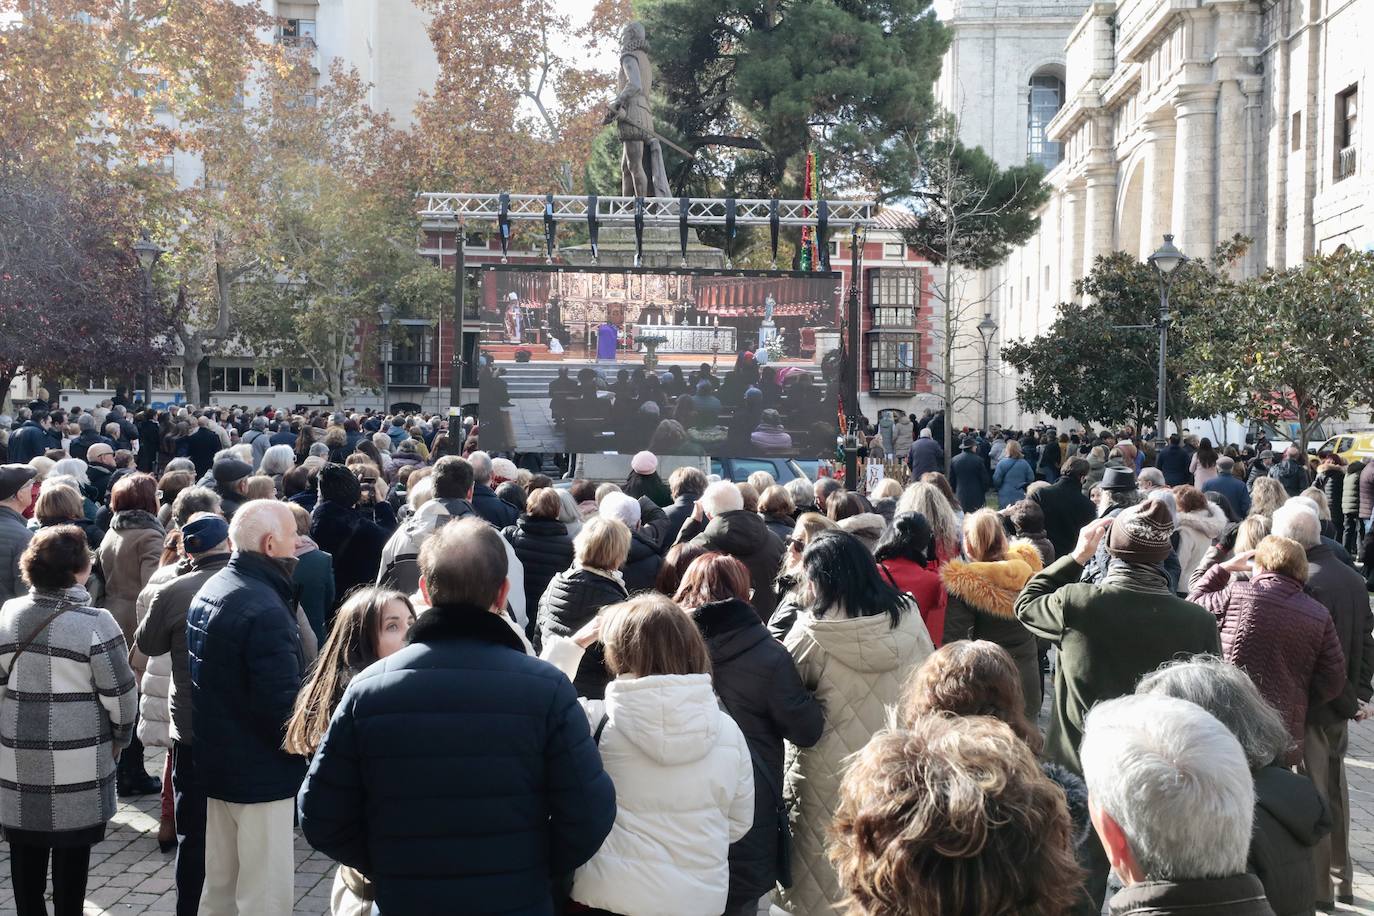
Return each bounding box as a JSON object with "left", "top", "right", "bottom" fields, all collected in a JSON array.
[{"left": 0, "top": 396, "right": 1370, "bottom": 916}]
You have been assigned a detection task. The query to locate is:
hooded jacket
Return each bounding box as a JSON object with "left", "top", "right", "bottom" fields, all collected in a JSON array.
[
  {"left": 1250, "top": 765, "right": 1331, "bottom": 916},
  {"left": 1175, "top": 501, "right": 1229, "bottom": 590},
  {"left": 96, "top": 509, "right": 165, "bottom": 646},
  {"left": 298, "top": 603, "right": 616, "bottom": 916},
  {"left": 837, "top": 512, "right": 885, "bottom": 554},
  {"left": 570, "top": 673, "right": 755, "bottom": 916},
  {"left": 537, "top": 567, "right": 628, "bottom": 699},
  {"left": 686, "top": 510, "right": 786, "bottom": 619},
  {"left": 691, "top": 598, "right": 823, "bottom": 907},
  {"left": 777, "top": 604, "right": 934, "bottom": 916},
  {"left": 941, "top": 541, "right": 1045, "bottom": 719},
  {"left": 503, "top": 515, "right": 574, "bottom": 611}
]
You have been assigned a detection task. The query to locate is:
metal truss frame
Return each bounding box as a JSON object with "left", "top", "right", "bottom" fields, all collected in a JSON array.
[{"left": 416, "top": 192, "right": 876, "bottom": 228}]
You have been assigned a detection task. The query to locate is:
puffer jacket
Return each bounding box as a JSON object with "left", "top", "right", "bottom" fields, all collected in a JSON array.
[
  {"left": 187, "top": 551, "right": 307, "bottom": 804},
  {"left": 503, "top": 515, "right": 574, "bottom": 611},
  {"left": 96, "top": 510, "right": 165, "bottom": 646},
  {"left": 132, "top": 562, "right": 181, "bottom": 749},
  {"left": 1175, "top": 502, "right": 1228, "bottom": 592},
  {"left": 298, "top": 603, "right": 616, "bottom": 916},
  {"left": 992, "top": 456, "right": 1034, "bottom": 508},
  {"left": 311, "top": 499, "right": 390, "bottom": 602},
  {"left": 892, "top": 417, "right": 914, "bottom": 456},
  {"left": 1250, "top": 765, "right": 1331, "bottom": 916},
  {"left": 777, "top": 602, "right": 933, "bottom": 916},
  {"left": 691, "top": 598, "right": 823, "bottom": 908},
  {"left": 1343, "top": 459, "right": 1365, "bottom": 517},
  {"left": 570, "top": 673, "right": 754, "bottom": 916},
  {"left": 1315, "top": 466, "right": 1345, "bottom": 516},
  {"left": 684, "top": 510, "right": 786, "bottom": 619},
  {"left": 1188, "top": 566, "right": 1347, "bottom": 761},
  {"left": 837, "top": 512, "right": 885, "bottom": 553},
  {"left": 1360, "top": 463, "right": 1374, "bottom": 520},
  {"left": 620, "top": 530, "right": 663, "bottom": 593},
  {"left": 941, "top": 541, "right": 1045, "bottom": 719},
  {"left": 537, "top": 567, "right": 627, "bottom": 699}
]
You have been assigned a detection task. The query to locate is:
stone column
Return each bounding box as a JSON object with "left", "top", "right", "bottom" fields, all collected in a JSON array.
[
  {"left": 1082, "top": 164, "right": 1118, "bottom": 273},
  {"left": 1170, "top": 86, "right": 1219, "bottom": 258},
  {"left": 1060, "top": 183, "right": 1084, "bottom": 294},
  {"left": 1140, "top": 116, "right": 1177, "bottom": 259}
]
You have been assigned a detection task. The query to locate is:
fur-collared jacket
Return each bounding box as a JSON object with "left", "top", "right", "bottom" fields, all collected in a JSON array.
[{"left": 941, "top": 541, "right": 1045, "bottom": 719}]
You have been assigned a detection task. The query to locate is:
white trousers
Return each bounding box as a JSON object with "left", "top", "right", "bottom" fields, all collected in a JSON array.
[{"left": 199, "top": 797, "right": 296, "bottom": 916}]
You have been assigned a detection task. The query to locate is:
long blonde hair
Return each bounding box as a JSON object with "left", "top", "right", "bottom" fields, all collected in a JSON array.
[
  {"left": 897, "top": 482, "right": 961, "bottom": 558},
  {"left": 1249, "top": 477, "right": 1287, "bottom": 519},
  {"left": 962, "top": 509, "right": 1008, "bottom": 563}
]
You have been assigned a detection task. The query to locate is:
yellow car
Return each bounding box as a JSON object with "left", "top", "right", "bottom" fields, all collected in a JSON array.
[{"left": 1312, "top": 431, "right": 1374, "bottom": 463}]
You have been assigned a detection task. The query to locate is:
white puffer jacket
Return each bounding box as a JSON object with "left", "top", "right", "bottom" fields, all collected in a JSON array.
[
  {"left": 134, "top": 562, "right": 179, "bottom": 749},
  {"left": 571, "top": 673, "right": 755, "bottom": 916},
  {"left": 777, "top": 604, "right": 933, "bottom": 916}
]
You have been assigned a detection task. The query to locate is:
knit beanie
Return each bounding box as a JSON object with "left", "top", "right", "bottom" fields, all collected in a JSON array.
[
  {"left": 319, "top": 463, "right": 361, "bottom": 507},
  {"left": 1106, "top": 499, "right": 1175, "bottom": 565}
]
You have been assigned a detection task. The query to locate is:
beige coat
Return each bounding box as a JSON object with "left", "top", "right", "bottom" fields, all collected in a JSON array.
[
  {"left": 97, "top": 510, "right": 165, "bottom": 648},
  {"left": 776, "top": 603, "right": 933, "bottom": 915}
]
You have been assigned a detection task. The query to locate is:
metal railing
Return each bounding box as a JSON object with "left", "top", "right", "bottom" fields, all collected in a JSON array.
[{"left": 1336, "top": 145, "right": 1357, "bottom": 183}]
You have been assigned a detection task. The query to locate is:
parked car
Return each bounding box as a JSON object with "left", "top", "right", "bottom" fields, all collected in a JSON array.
[
  {"left": 1312, "top": 431, "right": 1374, "bottom": 463},
  {"left": 710, "top": 456, "right": 810, "bottom": 483}
]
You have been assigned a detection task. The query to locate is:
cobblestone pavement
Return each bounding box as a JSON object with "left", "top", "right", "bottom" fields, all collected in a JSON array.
[{"left": 1, "top": 718, "right": 1373, "bottom": 914}]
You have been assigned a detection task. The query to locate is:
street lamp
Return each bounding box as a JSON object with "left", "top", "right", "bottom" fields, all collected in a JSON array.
[
  {"left": 133, "top": 230, "right": 164, "bottom": 404},
  {"left": 378, "top": 303, "right": 394, "bottom": 414},
  {"left": 976, "top": 313, "right": 999, "bottom": 433},
  {"left": 1147, "top": 234, "right": 1185, "bottom": 451}
]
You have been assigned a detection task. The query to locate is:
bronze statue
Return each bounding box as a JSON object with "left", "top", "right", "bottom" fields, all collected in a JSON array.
[{"left": 604, "top": 22, "right": 671, "bottom": 199}]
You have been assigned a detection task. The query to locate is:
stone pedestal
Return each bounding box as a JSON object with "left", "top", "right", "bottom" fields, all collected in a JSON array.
[
  {"left": 758, "top": 319, "right": 779, "bottom": 351},
  {"left": 562, "top": 227, "right": 726, "bottom": 269},
  {"left": 813, "top": 329, "right": 841, "bottom": 365}
]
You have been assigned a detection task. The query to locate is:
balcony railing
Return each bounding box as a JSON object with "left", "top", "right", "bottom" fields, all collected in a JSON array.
[
  {"left": 386, "top": 362, "right": 433, "bottom": 387},
  {"left": 1336, "top": 145, "right": 1357, "bottom": 183}
]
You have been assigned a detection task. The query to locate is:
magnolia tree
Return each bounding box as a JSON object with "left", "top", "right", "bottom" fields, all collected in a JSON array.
[{"left": 1185, "top": 250, "right": 1374, "bottom": 454}]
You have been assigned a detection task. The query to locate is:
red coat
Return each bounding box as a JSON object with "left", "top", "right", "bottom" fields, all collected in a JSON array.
[
  {"left": 879, "top": 556, "right": 948, "bottom": 648},
  {"left": 1188, "top": 566, "right": 1347, "bottom": 762}
]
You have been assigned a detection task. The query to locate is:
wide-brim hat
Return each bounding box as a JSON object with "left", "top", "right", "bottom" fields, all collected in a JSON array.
[{"left": 1100, "top": 467, "right": 1137, "bottom": 491}]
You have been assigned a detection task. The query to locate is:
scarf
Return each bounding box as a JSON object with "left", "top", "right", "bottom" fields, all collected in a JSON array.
[{"left": 1101, "top": 558, "right": 1171, "bottom": 595}]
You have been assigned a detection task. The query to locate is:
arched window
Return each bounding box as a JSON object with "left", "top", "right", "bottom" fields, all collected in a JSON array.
[{"left": 1028, "top": 71, "right": 1065, "bottom": 170}]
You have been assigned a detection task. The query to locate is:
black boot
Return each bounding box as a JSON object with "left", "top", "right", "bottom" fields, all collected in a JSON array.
[{"left": 117, "top": 732, "right": 160, "bottom": 797}]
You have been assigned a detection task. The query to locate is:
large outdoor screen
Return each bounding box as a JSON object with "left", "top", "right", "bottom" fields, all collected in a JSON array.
[{"left": 476, "top": 265, "right": 844, "bottom": 457}]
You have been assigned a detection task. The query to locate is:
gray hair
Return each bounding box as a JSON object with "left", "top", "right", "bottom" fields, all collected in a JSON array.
[
  {"left": 164, "top": 457, "right": 195, "bottom": 475},
  {"left": 371, "top": 432, "right": 393, "bottom": 454},
  {"left": 468, "top": 450, "right": 493, "bottom": 485},
  {"left": 896, "top": 481, "right": 961, "bottom": 556},
  {"left": 1271, "top": 502, "right": 1320, "bottom": 549},
  {"left": 228, "top": 500, "right": 293, "bottom": 553},
  {"left": 1081, "top": 694, "right": 1254, "bottom": 881},
  {"left": 1136, "top": 656, "right": 1292, "bottom": 770},
  {"left": 259, "top": 444, "right": 295, "bottom": 478},
  {"left": 407, "top": 476, "right": 435, "bottom": 511},
  {"left": 171, "top": 486, "right": 223, "bottom": 529},
  {"left": 1097, "top": 487, "right": 1141, "bottom": 514},
  {"left": 309, "top": 442, "right": 329, "bottom": 458},
  {"left": 699, "top": 480, "right": 744, "bottom": 517},
  {"left": 1137, "top": 467, "right": 1165, "bottom": 489},
  {"left": 49, "top": 458, "right": 89, "bottom": 487},
  {"left": 785, "top": 476, "right": 814, "bottom": 510}
]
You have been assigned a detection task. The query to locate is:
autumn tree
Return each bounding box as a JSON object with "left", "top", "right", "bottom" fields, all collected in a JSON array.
[
  {"left": 1185, "top": 250, "right": 1374, "bottom": 453},
  {"left": 0, "top": 169, "right": 184, "bottom": 389}
]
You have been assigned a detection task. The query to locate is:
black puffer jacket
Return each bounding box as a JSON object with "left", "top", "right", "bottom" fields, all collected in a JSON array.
[
  {"left": 761, "top": 512, "right": 795, "bottom": 544},
  {"left": 660, "top": 496, "right": 698, "bottom": 553},
  {"left": 683, "top": 510, "right": 786, "bottom": 619},
  {"left": 1343, "top": 460, "right": 1365, "bottom": 516},
  {"left": 503, "top": 515, "right": 573, "bottom": 612},
  {"left": 1250, "top": 765, "right": 1330, "bottom": 916},
  {"left": 619, "top": 530, "right": 662, "bottom": 593},
  {"left": 536, "top": 568, "right": 627, "bottom": 699},
  {"left": 310, "top": 500, "right": 390, "bottom": 601},
  {"left": 690, "top": 598, "right": 823, "bottom": 909}
]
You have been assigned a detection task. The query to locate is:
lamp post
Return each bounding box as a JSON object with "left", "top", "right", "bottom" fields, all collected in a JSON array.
[
  {"left": 378, "top": 303, "right": 394, "bottom": 414},
  {"left": 976, "top": 313, "right": 998, "bottom": 433},
  {"left": 1147, "top": 234, "right": 1184, "bottom": 452},
  {"left": 133, "top": 230, "right": 163, "bottom": 403}
]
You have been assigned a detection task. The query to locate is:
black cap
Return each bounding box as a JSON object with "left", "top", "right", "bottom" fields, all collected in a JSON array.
[
  {"left": 0, "top": 464, "right": 37, "bottom": 501},
  {"left": 212, "top": 458, "right": 252, "bottom": 485},
  {"left": 960, "top": 436, "right": 976, "bottom": 449}
]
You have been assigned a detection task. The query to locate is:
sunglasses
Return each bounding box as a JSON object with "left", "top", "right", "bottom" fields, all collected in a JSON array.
[{"left": 786, "top": 537, "right": 802, "bottom": 551}]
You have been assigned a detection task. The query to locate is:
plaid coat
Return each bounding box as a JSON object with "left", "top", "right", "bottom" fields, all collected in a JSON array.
[{"left": 0, "top": 585, "right": 137, "bottom": 833}]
